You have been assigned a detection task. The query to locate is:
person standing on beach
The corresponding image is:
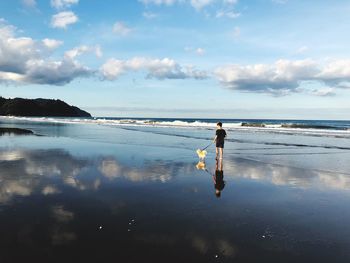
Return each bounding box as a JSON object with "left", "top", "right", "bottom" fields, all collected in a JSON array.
[{"left": 213, "top": 122, "right": 226, "bottom": 160}]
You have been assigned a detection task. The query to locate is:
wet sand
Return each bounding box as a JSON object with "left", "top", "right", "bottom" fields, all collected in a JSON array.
[{"left": 0, "top": 123, "right": 350, "bottom": 262}]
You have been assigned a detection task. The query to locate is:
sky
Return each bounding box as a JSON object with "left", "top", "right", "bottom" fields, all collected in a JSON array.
[{"left": 1, "top": 0, "right": 350, "bottom": 119}]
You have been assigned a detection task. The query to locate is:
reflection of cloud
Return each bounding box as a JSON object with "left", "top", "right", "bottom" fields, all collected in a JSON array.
[
  {"left": 52, "top": 205, "right": 74, "bottom": 222},
  {"left": 135, "top": 232, "right": 237, "bottom": 258},
  {"left": 51, "top": 205, "right": 76, "bottom": 245},
  {"left": 0, "top": 181, "right": 33, "bottom": 203},
  {"left": 191, "top": 235, "right": 209, "bottom": 254},
  {"left": 0, "top": 149, "right": 89, "bottom": 204},
  {"left": 224, "top": 158, "right": 350, "bottom": 190},
  {"left": 189, "top": 234, "right": 237, "bottom": 258},
  {"left": 42, "top": 185, "right": 60, "bottom": 195},
  {"left": 0, "top": 150, "right": 24, "bottom": 161},
  {"left": 0, "top": 148, "right": 197, "bottom": 204},
  {"left": 99, "top": 159, "right": 122, "bottom": 178},
  {"left": 135, "top": 234, "right": 177, "bottom": 246},
  {"left": 99, "top": 158, "right": 191, "bottom": 183},
  {"left": 216, "top": 239, "right": 237, "bottom": 257},
  {"left": 52, "top": 229, "right": 76, "bottom": 245}
]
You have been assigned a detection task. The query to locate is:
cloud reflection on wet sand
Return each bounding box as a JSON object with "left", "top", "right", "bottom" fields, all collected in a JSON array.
[{"left": 223, "top": 157, "right": 350, "bottom": 191}]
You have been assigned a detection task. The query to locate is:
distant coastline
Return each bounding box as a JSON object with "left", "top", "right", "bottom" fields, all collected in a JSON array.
[{"left": 0, "top": 97, "right": 91, "bottom": 117}]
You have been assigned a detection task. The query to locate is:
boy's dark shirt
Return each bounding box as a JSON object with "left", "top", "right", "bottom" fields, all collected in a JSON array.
[{"left": 216, "top": 129, "right": 226, "bottom": 143}]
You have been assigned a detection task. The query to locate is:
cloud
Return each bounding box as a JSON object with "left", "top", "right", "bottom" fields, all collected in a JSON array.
[
  {"left": 223, "top": 0, "right": 238, "bottom": 4},
  {"left": 143, "top": 11, "right": 158, "bottom": 19},
  {"left": 190, "top": 0, "right": 215, "bottom": 11},
  {"left": 51, "top": 11, "right": 78, "bottom": 29},
  {"left": 196, "top": 48, "right": 205, "bottom": 55},
  {"left": 42, "top": 38, "right": 63, "bottom": 49},
  {"left": 0, "top": 19, "right": 91, "bottom": 85},
  {"left": 232, "top": 26, "right": 240, "bottom": 38},
  {"left": 64, "top": 45, "right": 91, "bottom": 59},
  {"left": 95, "top": 45, "right": 103, "bottom": 58},
  {"left": 22, "top": 0, "right": 37, "bottom": 8},
  {"left": 113, "top": 22, "right": 132, "bottom": 36},
  {"left": 139, "top": 0, "right": 177, "bottom": 5},
  {"left": 101, "top": 57, "right": 208, "bottom": 80},
  {"left": 139, "top": 0, "right": 239, "bottom": 12},
  {"left": 310, "top": 87, "right": 335, "bottom": 97},
  {"left": 184, "top": 46, "right": 206, "bottom": 56},
  {"left": 296, "top": 46, "right": 308, "bottom": 54},
  {"left": 272, "top": 0, "right": 287, "bottom": 3},
  {"left": 215, "top": 59, "right": 350, "bottom": 95},
  {"left": 25, "top": 57, "right": 91, "bottom": 85},
  {"left": 216, "top": 10, "right": 240, "bottom": 18},
  {"left": 51, "top": 0, "right": 79, "bottom": 9}
]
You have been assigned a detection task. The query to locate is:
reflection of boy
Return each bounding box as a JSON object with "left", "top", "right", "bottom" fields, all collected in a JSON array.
[{"left": 213, "top": 161, "right": 225, "bottom": 198}]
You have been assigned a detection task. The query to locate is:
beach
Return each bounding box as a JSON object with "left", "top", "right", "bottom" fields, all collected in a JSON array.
[{"left": 1, "top": 117, "right": 350, "bottom": 262}]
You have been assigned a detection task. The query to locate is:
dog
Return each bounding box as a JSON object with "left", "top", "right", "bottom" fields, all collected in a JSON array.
[{"left": 196, "top": 149, "right": 207, "bottom": 162}]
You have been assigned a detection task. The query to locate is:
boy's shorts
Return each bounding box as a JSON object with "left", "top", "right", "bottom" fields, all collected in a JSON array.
[{"left": 216, "top": 142, "right": 224, "bottom": 148}]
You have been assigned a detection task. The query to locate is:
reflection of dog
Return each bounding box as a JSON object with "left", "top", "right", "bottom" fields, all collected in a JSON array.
[
  {"left": 196, "top": 161, "right": 206, "bottom": 170},
  {"left": 196, "top": 149, "right": 207, "bottom": 161}
]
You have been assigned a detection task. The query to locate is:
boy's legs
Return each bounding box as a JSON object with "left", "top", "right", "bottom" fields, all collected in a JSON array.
[
  {"left": 219, "top": 147, "right": 223, "bottom": 159},
  {"left": 216, "top": 147, "right": 219, "bottom": 159}
]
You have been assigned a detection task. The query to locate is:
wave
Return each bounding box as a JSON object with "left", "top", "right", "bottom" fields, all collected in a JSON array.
[
  {"left": 1, "top": 116, "right": 350, "bottom": 138},
  {"left": 280, "top": 123, "right": 346, "bottom": 130}
]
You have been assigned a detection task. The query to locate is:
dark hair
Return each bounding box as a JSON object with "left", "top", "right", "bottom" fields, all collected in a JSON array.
[
  {"left": 215, "top": 191, "right": 221, "bottom": 198},
  {"left": 217, "top": 122, "right": 222, "bottom": 127}
]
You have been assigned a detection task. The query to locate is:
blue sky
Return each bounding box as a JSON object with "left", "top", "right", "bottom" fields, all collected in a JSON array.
[{"left": 1, "top": 0, "right": 350, "bottom": 119}]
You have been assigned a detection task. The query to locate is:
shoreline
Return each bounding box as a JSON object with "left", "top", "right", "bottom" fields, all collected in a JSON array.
[{"left": 1, "top": 115, "right": 350, "bottom": 138}]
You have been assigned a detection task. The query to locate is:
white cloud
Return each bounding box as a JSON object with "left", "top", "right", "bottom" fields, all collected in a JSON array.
[
  {"left": 196, "top": 48, "right": 205, "bottom": 55},
  {"left": 0, "top": 19, "right": 91, "bottom": 85},
  {"left": 215, "top": 59, "right": 350, "bottom": 95},
  {"left": 143, "top": 11, "right": 158, "bottom": 19},
  {"left": 64, "top": 45, "right": 102, "bottom": 59},
  {"left": 64, "top": 45, "right": 90, "bottom": 59},
  {"left": 190, "top": 0, "right": 214, "bottom": 11},
  {"left": 24, "top": 58, "right": 91, "bottom": 85},
  {"left": 185, "top": 46, "right": 206, "bottom": 56},
  {"left": 310, "top": 87, "right": 335, "bottom": 97},
  {"left": 223, "top": 0, "right": 238, "bottom": 4},
  {"left": 272, "top": 0, "right": 287, "bottom": 3},
  {"left": 22, "top": 0, "right": 37, "bottom": 8},
  {"left": 296, "top": 46, "right": 309, "bottom": 54},
  {"left": 42, "top": 38, "right": 63, "bottom": 49},
  {"left": 139, "top": 0, "right": 177, "bottom": 5},
  {"left": 113, "top": 22, "right": 132, "bottom": 36},
  {"left": 139, "top": 0, "right": 239, "bottom": 12},
  {"left": 95, "top": 45, "right": 103, "bottom": 58},
  {"left": 51, "top": 0, "right": 79, "bottom": 9},
  {"left": 101, "top": 57, "right": 208, "bottom": 80},
  {"left": 51, "top": 11, "right": 78, "bottom": 29},
  {"left": 216, "top": 10, "right": 240, "bottom": 18},
  {"left": 232, "top": 26, "right": 240, "bottom": 38}
]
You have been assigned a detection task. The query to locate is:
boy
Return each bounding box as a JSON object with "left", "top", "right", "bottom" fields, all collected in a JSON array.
[{"left": 213, "top": 122, "right": 226, "bottom": 160}]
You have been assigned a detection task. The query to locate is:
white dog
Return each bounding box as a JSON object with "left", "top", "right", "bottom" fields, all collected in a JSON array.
[{"left": 196, "top": 149, "right": 207, "bottom": 162}]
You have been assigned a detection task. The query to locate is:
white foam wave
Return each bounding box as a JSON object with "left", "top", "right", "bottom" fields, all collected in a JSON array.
[{"left": 1, "top": 116, "right": 350, "bottom": 138}]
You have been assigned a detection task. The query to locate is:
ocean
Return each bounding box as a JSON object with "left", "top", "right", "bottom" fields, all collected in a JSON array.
[{"left": 1, "top": 116, "right": 350, "bottom": 262}]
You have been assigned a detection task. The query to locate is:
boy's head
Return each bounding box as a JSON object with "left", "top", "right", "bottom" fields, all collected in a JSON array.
[
  {"left": 217, "top": 122, "right": 222, "bottom": 128},
  {"left": 215, "top": 189, "right": 221, "bottom": 198}
]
